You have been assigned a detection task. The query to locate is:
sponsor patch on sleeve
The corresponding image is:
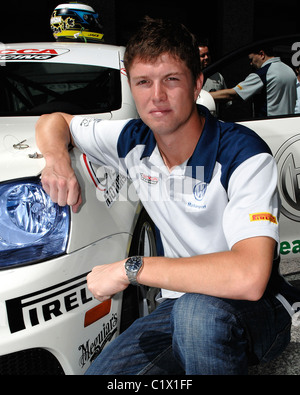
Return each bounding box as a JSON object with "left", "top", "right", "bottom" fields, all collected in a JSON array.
[
  {"left": 236, "top": 84, "right": 243, "bottom": 90},
  {"left": 249, "top": 212, "right": 278, "bottom": 224}
]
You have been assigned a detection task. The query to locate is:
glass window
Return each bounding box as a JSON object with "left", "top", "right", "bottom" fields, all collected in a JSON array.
[{"left": 0, "top": 62, "right": 121, "bottom": 116}]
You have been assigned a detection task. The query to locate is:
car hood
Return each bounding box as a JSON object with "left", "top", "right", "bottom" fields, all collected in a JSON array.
[{"left": 0, "top": 116, "right": 45, "bottom": 182}]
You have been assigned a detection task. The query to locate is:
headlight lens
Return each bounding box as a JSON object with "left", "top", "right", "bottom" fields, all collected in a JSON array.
[{"left": 0, "top": 179, "right": 70, "bottom": 268}]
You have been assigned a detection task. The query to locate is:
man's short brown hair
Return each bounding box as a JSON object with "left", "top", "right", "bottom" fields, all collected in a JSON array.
[{"left": 124, "top": 17, "right": 201, "bottom": 84}]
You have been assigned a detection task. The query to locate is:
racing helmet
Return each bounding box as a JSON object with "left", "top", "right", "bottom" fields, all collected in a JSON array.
[{"left": 50, "top": 2, "right": 104, "bottom": 43}]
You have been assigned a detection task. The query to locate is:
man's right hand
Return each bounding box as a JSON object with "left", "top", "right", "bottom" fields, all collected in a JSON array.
[
  {"left": 36, "top": 113, "right": 82, "bottom": 213},
  {"left": 41, "top": 154, "right": 82, "bottom": 213}
]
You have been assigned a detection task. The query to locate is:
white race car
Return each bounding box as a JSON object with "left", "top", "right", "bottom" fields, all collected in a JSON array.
[{"left": 0, "top": 42, "right": 157, "bottom": 375}]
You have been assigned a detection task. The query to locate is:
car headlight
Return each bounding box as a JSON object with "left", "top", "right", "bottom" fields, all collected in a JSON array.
[{"left": 0, "top": 179, "right": 70, "bottom": 268}]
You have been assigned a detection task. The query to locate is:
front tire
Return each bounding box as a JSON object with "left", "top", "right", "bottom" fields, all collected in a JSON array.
[{"left": 120, "top": 208, "right": 158, "bottom": 332}]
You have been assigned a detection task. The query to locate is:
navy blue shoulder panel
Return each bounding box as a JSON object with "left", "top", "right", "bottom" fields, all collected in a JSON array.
[
  {"left": 217, "top": 120, "right": 272, "bottom": 191},
  {"left": 189, "top": 107, "right": 272, "bottom": 190},
  {"left": 117, "top": 109, "right": 272, "bottom": 194},
  {"left": 117, "top": 119, "right": 156, "bottom": 159},
  {"left": 255, "top": 62, "right": 272, "bottom": 84},
  {"left": 252, "top": 63, "right": 272, "bottom": 117}
]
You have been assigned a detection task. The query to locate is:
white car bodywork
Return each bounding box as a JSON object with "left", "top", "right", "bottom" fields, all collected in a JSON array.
[
  {"left": 0, "top": 43, "right": 148, "bottom": 375},
  {"left": 238, "top": 117, "right": 300, "bottom": 259}
]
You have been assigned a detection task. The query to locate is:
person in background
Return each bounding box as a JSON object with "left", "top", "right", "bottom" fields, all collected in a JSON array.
[
  {"left": 210, "top": 46, "right": 296, "bottom": 118},
  {"left": 197, "top": 42, "right": 230, "bottom": 116},
  {"left": 198, "top": 42, "right": 228, "bottom": 92},
  {"left": 294, "top": 66, "right": 300, "bottom": 114}
]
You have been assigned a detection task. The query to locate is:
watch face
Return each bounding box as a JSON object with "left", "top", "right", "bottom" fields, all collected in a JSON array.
[{"left": 126, "top": 257, "right": 142, "bottom": 272}]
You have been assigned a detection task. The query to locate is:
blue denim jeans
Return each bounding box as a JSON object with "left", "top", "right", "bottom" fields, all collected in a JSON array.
[{"left": 85, "top": 292, "right": 291, "bottom": 375}]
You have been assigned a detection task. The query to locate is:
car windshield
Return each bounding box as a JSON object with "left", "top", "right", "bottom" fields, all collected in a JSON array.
[{"left": 0, "top": 62, "right": 121, "bottom": 116}]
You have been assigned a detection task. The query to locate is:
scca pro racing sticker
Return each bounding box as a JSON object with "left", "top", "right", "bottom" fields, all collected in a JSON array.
[{"left": 0, "top": 48, "right": 70, "bottom": 61}]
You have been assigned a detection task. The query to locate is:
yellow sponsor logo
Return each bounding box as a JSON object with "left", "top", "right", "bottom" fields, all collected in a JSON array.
[
  {"left": 249, "top": 212, "right": 277, "bottom": 224},
  {"left": 237, "top": 84, "right": 243, "bottom": 90}
]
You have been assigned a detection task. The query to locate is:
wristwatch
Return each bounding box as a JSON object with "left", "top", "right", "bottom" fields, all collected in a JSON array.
[{"left": 124, "top": 256, "right": 144, "bottom": 286}]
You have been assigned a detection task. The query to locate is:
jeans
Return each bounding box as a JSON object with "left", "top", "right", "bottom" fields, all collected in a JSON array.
[{"left": 85, "top": 292, "right": 291, "bottom": 375}]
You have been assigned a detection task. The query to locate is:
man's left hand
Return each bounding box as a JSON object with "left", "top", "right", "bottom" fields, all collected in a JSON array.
[{"left": 87, "top": 260, "right": 129, "bottom": 302}]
